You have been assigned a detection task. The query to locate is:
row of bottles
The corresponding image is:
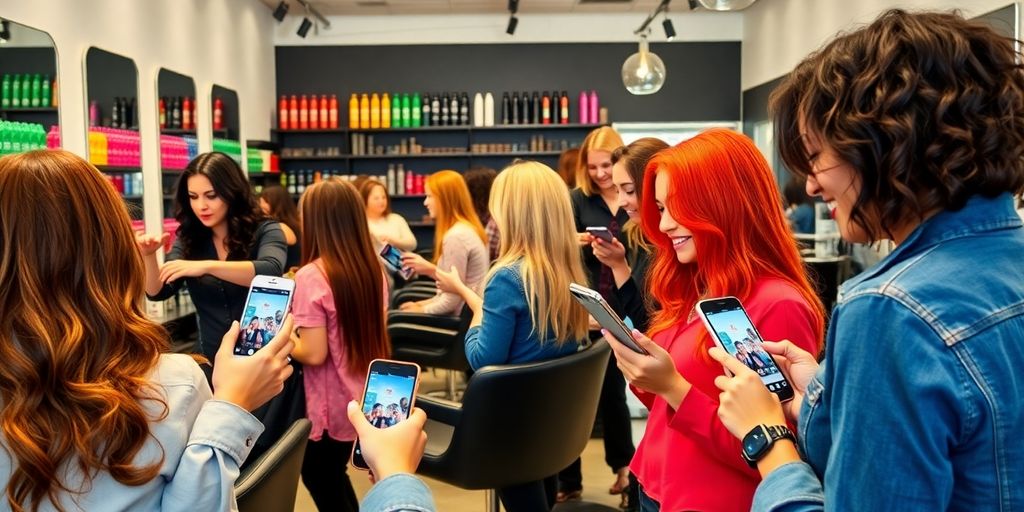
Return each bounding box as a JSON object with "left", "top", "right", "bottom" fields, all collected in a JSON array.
[
  {"left": 281, "top": 169, "right": 343, "bottom": 195},
  {"left": 1, "top": 74, "right": 55, "bottom": 108},
  {"left": 385, "top": 164, "right": 425, "bottom": 195},
  {"left": 278, "top": 94, "right": 340, "bottom": 131},
  {"left": 106, "top": 172, "right": 144, "bottom": 197},
  {"left": 160, "top": 134, "right": 199, "bottom": 171},
  {"left": 89, "top": 97, "right": 137, "bottom": 130},
  {"left": 0, "top": 120, "right": 48, "bottom": 155},
  {"left": 159, "top": 96, "right": 197, "bottom": 131},
  {"left": 212, "top": 137, "right": 243, "bottom": 164},
  {"left": 87, "top": 127, "right": 142, "bottom": 167},
  {"left": 498, "top": 90, "right": 600, "bottom": 125},
  {"left": 348, "top": 92, "right": 473, "bottom": 129}
]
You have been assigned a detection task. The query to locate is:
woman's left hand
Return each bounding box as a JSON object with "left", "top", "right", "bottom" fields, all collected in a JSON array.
[
  {"left": 159, "top": 260, "right": 209, "bottom": 283},
  {"left": 709, "top": 346, "right": 789, "bottom": 440},
  {"left": 605, "top": 329, "right": 687, "bottom": 401},
  {"left": 399, "top": 301, "right": 424, "bottom": 312},
  {"left": 433, "top": 265, "right": 465, "bottom": 295},
  {"left": 591, "top": 237, "right": 627, "bottom": 269},
  {"left": 401, "top": 252, "right": 433, "bottom": 276}
]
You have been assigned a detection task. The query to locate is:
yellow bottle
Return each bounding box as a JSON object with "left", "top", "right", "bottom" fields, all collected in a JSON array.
[
  {"left": 370, "top": 93, "right": 381, "bottom": 129},
  {"left": 348, "top": 93, "right": 359, "bottom": 129},
  {"left": 381, "top": 93, "right": 391, "bottom": 129},
  {"left": 359, "top": 94, "right": 370, "bottom": 129}
]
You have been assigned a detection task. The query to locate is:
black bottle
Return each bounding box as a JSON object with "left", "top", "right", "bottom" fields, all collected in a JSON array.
[
  {"left": 126, "top": 97, "right": 136, "bottom": 129},
  {"left": 431, "top": 94, "right": 441, "bottom": 126},
  {"left": 460, "top": 92, "right": 469, "bottom": 125},
  {"left": 422, "top": 94, "right": 432, "bottom": 127},
  {"left": 172, "top": 96, "right": 182, "bottom": 129},
  {"left": 501, "top": 93, "right": 511, "bottom": 125},
  {"left": 511, "top": 92, "right": 520, "bottom": 125},
  {"left": 523, "top": 92, "right": 533, "bottom": 124},
  {"left": 531, "top": 92, "right": 540, "bottom": 126},
  {"left": 111, "top": 97, "right": 121, "bottom": 129},
  {"left": 450, "top": 94, "right": 458, "bottom": 126}
]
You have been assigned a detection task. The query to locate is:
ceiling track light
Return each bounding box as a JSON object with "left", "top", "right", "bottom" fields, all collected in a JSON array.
[
  {"left": 272, "top": 1, "right": 289, "bottom": 22},
  {"left": 506, "top": 0, "right": 518, "bottom": 36},
  {"left": 662, "top": 17, "right": 676, "bottom": 40},
  {"left": 297, "top": 17, "right": 312, "bottom": 38},
  {"left": 295, "top": 0, "right": 330, "bottom": 28},
  {"left": 633, "top": 0, "right": 671, "bottom": 36},
  {"left": 0, "top": 20, "right": 9, "bottom": 44}
]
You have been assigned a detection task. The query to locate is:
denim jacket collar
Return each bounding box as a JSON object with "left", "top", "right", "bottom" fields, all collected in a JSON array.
[{"left": 839, "top": 192, "right": 1021, "bottom": 297}]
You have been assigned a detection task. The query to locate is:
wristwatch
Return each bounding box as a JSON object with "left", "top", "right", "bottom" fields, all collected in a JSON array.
[{"left": 741, "top": 424, "right": 795, "bottom": 468}]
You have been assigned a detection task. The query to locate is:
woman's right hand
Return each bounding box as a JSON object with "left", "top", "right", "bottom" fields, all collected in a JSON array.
[
  {"left": 760, "top": 340, "right": 820, "bottom": 423},
  {"left": 212, "top": 315, "right": 295, "bottom": 412},
  {"left": 136, "top": 232, "right": 170, "bottom": 256},
  {"left": 347, "top": 401, "right": 428, "bottom": 482},
  {"left": 434, "top": 265, "right": 465, "bottom": 295}
]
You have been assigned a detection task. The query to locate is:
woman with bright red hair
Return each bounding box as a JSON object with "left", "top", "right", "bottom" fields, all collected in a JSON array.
[{"left": 602, "top": 129, "right": 824, "bottom": 512}]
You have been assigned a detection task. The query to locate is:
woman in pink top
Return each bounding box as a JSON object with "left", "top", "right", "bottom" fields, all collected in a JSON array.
[{"left": 290, "top": 179, "right": 391, "bottom": 512}]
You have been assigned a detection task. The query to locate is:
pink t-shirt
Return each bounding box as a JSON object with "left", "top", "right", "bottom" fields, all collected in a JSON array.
[{"left": 292, "top": 261, "right": 388, "bottom": 442}]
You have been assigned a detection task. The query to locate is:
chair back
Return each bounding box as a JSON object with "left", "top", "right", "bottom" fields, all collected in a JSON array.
[{"left": 235, "top": 418, "right": 312, "bottom": 512}]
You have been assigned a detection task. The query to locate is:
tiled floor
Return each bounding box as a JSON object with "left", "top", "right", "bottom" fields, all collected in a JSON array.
[{"left": 293, "top": 370, "right": 647, "bottom": 511}]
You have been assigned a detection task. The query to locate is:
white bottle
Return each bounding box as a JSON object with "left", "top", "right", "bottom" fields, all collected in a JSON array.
[
  {"left": 387, "top": 164, "right": 396, "bottom": 195},
  {"left": 473, "top": 93, "right": 484, "bottom": 127},
  {"left": 484, "top": 92, "right": 495, "bottom": 127},
  {"left": 396, "top": 164, "right": 406, "bottom": 195}
]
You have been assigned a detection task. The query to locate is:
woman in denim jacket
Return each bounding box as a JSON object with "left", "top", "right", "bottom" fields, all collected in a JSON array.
[{"left": 712, "top": 10, "right": 1024, "bottom": 511}]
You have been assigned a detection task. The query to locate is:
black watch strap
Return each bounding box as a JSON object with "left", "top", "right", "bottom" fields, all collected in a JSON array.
[{"left": 742, "top": 424, "right": 795, "bottom": 468}]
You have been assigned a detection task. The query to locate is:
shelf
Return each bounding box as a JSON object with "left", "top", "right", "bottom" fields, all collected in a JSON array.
[
  {"left": 161, "top": 128, "right": 196, "bottom": 136},
  {"left": 472, "top": 123, "right": 604, "bottom": 131},
  {"left": 97, "top": 165, "right": 142, "bottom": 173},
  {"left": 352, "top": 125, "right": 470, "bottom": 133},
  {"left": 351, "top": 152, "right": 470, "bottom": 160},
  {"left": 471, "top": 151, "right": 562, "bottom": 157},
  {"left": 273, "top": 128, "right": 345, "bottom": 134},
  {"left": 0, "top": 107, "right": 58, "bottom": 113},
  {"left": 280, "top": 155, "right": 347, "bottom": 161},
  {"left": 409, "top": 221, "right": 436, "bottom": 228},
  {"left": 270, "top": 124, "right": 604, "bottom": 135},
  {"left": 249, "top": 171, "right": 284, "bottom": 177}
]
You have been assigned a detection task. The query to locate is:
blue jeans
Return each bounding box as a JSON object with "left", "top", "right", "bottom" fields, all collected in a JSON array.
[{"left": 638, "top": 487, "right": 659, "bottom": 512}]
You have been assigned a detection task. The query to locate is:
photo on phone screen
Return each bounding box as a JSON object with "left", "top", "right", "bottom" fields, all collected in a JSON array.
[
  {"left": 569, "top": 283, "right": 648, "bottom": 355},
  {"left": 352, "top": 359, "right": 420, "bottom": 471},
  {"left": 379, "top": 244, "right": 414, "bottom": 280},
  {"left": 586, "top": 226, "right": 614, "bottom": 243},
  {"left": 234, "top": 277, "right": 294, "bottom": 356},
  {"left": 697, "top": 297, "right": 794, "bottom": 401}
]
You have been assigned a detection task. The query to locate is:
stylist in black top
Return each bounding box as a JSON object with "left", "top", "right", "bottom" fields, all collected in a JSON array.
[
  {"left": 561, "top": 126, "right": 637, "bottom": 505},
  {"left": 138, "top": 152, "right": 287, "bottom": 360}
]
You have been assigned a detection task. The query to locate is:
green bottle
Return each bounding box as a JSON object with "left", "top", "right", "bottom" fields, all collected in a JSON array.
[
  {"left": 41, "top": 75, "right": 50, "bottom": 107},
  {"left": 0, "top": 121, "right": 7, "bottom": 155},
  {"left": 1, "top": 75, "right": 9, "bottom": 108},
  {"left": 20, "top": 75, "right": 30, "bottom": 108},
  {"left": 391, "top": 93, "right": 401, "bottom": 129},
  {"left": 11, "top": 75, "right": 20, "bottom": 108},
  {"left": 401, "top": 94, "right": 411, "bottom": 127},
  {"left": 411, "top": 93, "right": 421, "bottom": 127},
  {"left": 30, "top": 74, "right": 41, "bottom": 107},
  {"left": 11, "top": 122, "right": 22, "bottom": 153}
]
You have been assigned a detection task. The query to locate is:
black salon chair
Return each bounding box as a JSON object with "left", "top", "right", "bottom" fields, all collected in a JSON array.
[
  {"left": 416, "top": 339, "right": 611, "bottom": 511},
  {"left": 388, "top": 305, "right": 473, "bottom": 399},
  {"left": 391, "top": 281, "right": 439, "bottom": 309},
  {"left": 235, "top": 418, "right": 311, "bottom": 512}
]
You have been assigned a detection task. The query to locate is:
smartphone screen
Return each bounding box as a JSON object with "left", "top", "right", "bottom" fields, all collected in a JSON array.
[
  {"left": 698, "top": 298, "right": 794, "bottom": 401},
  {"left": 235, "top": 284, "right": 292, "bottom": 356},
  {"left": 379, "top": 244, "right": 414, "bottom": 280},
  {"left": 351, "top": 360, "right": 420, "bottom": 470},
  {"left": 586, "top": 226, "right": 614, "bottom": 243}
]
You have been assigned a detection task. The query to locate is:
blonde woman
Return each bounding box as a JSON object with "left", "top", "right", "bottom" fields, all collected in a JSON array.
[
  {"left": 399, "top": 170, "right": 489, "bottom": 315},
  {"left": 434, "top": 161, "right": 589, "bottom": 512}
]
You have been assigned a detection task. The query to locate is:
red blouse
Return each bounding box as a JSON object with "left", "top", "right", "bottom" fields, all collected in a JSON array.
[{"left": 630, "top": 277, "right": 821, "bottom": 512}]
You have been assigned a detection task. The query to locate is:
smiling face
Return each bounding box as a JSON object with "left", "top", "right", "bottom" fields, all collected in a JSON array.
[
  {"left": 587, "top": 149, "right": 615, "bottom": 192},
  {"left": 612, "top": 160, "right": 639, "bottom": 220},
  {"left": 798, "top": 121, "right": 867, "bottom": 243},
  {"left": 187, "top": 174, "right": 228, "bottom": 230},
  {"left": 654, "top": 171, "right": 697, "bottom": 264}
]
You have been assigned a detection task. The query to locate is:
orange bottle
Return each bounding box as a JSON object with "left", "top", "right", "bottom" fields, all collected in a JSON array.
[
  {"left": 329, "top": 95, "right": 339, "bottom": 129},
  {"left": 299, "top": 95, "right": 309, "bottom": 130},
  {"left": 381, "top": 93, "right": 391, "bottom": 129},
  {"left": 288, "top": 95, "right": 298, "bottom": 129},
  {"left": 320, "top": 95, "right": 328, "bottom": 129},
  {"left": 359, "top": 94, "right": 370, "bottom": 129},
  {"left": 370, "top": 93, "right": 381, "bottom": 129},
  {"left": 348, "top": 93, "right": 359, "bottom": 129},
  {"left": 278, "top": 96, "right": 289, "bottom": 130},
  {"left": 309, "top": 95, "right": 320, "bottom": 129}
]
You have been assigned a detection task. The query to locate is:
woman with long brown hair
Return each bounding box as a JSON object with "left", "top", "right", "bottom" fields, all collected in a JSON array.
[
  {"left": 259, "top": 185, "right": 302, "bottom": 272},
  {"left": 399, "top": 170, "right": 489, "bottom": 314},
  {"left": 289, "top": 178, "right": 391, "bottom": 512},
  {"left": 0, "top": 150, "right": 294, "bottom": 511}
]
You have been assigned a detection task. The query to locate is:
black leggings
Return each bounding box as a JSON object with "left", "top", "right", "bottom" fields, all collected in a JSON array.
[
  {"left": 301, "top": 433, "right": 360, "bottom": 512},
  {"left": 498, "top": 475, "right": 558, "bottom": 512}
]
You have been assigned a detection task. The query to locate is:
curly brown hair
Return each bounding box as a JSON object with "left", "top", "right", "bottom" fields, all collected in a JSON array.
[{"left": 772, "top": 9, "right": 1024, "bottom": 241}]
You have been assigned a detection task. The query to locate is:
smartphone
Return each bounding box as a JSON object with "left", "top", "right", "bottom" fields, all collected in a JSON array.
[
  {"left": 695, "top": 297, "right": 794, "bottom": 402},
  {"left": 586, "top": 226, "right": 614, "bottom": 243},
  {"left": 351, "top": 359, "right": 421, "bottom": 471},
  {"left": 234, "top": 275, "right": 295, "bottom": 356},
  {"left": 379, "top": 244, "right": 415, "bottom": 280},
  {"left": 569, "top": 283, "right": 648, "bottom": 355}
]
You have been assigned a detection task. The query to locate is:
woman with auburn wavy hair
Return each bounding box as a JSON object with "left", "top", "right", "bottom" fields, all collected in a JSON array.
[
  {"left": 434, "top": 160, "right": 589, "bottom": 511},
  {"left": 713, "top": 10, "right": 1024, "bottom": 511},
  {"left": 0, "top": 150, "right": 294, "bottom": 511},
  {"left": 399, "top": 170, "right": 489, "bottom": 315},
  {"left": 289, "top": 178, "right": 391, "bottom": 512},
  {"left": 599, "top": 129, "right": 824, "bottom": 512}
]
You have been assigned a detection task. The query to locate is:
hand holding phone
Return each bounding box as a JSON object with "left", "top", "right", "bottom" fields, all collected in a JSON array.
[
  {"left": 213, "top": 315, "right": 296, "bottom": 412},
  {"left": 380, "top": 244, "right": 415, "bottom": 280},
  {"left": 351, "top": 359, "right": 421, "bottom": 471},
  {"left": 569, "top": 283, "right": 648, "bottom": 354},
  {"left": 586, "top": 226, "right": 614, "bottom": 243},
  {"left": 696, "top": 297, "right": 795, "bottom": 402},
  {"left": 346, "top": 401, "right": 427, "bottom": 480},
  {"left": 234, "top": 276, "right": 295, "bottom": 356}
]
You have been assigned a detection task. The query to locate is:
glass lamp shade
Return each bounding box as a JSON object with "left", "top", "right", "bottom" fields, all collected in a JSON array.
[
  {"left": 698, "top": 0, "right": 758, "bottom": 11},
  {"left": 622, "top": 37, "right": 666, "bottom": 96}
]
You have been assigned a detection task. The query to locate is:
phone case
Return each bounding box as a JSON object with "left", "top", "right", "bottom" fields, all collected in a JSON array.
[
  {"left": 351, "top": 359, "right": 421, "bottom": 471},
  {"left": 569, "top": 283, "right": 648, "bottom": 354}
]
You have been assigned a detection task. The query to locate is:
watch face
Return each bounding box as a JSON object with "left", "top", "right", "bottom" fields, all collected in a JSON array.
[{"left": 743, "top": 427, "right": 769, "bottom": 457}]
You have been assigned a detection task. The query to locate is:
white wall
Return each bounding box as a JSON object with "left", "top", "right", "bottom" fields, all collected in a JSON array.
[
  {"left": 742, "top": 0, "right": 1017, "bottom": 90},
  {"left": 273, "top": 12, "right": 743, "bottom": 45},
  {"left": 0, "top": 0, "right": 276, "bottom": 234}
]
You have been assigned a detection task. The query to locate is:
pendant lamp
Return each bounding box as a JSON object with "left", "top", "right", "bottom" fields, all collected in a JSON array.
[{"left": 622, "top": 35, "right": 666, "bottom": 95}]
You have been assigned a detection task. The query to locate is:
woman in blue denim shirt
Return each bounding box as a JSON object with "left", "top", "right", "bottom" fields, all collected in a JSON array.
[{"left": 711, "top": 10, "right": 1024, "bottom": 511}]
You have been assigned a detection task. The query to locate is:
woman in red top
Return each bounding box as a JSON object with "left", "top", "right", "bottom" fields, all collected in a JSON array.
[{"left": 603, "top": 129, "right": 824, "bottom": 511}]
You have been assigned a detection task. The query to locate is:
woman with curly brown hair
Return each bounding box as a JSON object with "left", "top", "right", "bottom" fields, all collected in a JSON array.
[
  {"left": 0, "top": 150, "right": 295, "bottom": 511},
  {"left": 712, "top": 10, "right": 1024, "bottom": 511}
]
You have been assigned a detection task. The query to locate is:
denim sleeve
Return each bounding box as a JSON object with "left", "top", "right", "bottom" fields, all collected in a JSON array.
[
  {"left": 753, "top": 462, "right": 825, "bottom": 511},
  {"left": 147, "top": 237, "right": 184, "bottom": 301},
  {"left": 753, "top": 295, "right": 962, "bottom": 511},
  {"left": 253, "top": 222, "right": 287, "bottom": 277},
  {"left": 465, "top": 269, "right": 519, "bottom": 370},
  {"left": 360, "top": 473, "right": 437, "bottom": 512}
]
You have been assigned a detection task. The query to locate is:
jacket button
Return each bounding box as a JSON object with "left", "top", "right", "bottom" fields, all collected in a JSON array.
[{"left": 245, "top": 437, "right": 253, "bottom": 447}]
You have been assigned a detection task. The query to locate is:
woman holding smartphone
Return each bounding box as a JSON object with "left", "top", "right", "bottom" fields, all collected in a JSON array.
[
  {"left": 713, "top": 11, "right": 1024, "bottom": 511},
  {"left": 601, "top": 129, "right": 824, "bottom": 512},
  {"left": 399, "top": 170, "right": 489, "bottom": 315},
  {"left": 288, "top": 178, "right": 391, "bottom": 512},
  {"left": 0, "top": 150, "right": 295, "bottom": 511},
  {"left": 434, "top": 160, "right": 590, "bottom": 512}
]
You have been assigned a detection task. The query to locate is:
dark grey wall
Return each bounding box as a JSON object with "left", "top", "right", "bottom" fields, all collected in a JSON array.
[
  {"left": 275, "top": 42, "right": 741, "bottom": 123},
  {"left": 212, "top": 84, "right": 240, "bottom": 139},
  {"left": 158, "top": 68, "right": 196, "bottom": 102},
  {"left": 85, "top": 48, "right": 138, "bottom": 128},
  {"left": 0, "top": 47, "right": 57, "bottom": 78}
]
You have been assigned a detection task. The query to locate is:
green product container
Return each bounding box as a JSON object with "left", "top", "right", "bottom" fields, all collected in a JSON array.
[
  {"left": 11, "top": 75, "right": 20, "bottom": 108},
  {"left": 391, "top": 93, "right": 401, "bottom": 129},
  {"left": 30, "top": 74, "right": 40, "bottom": 107},
  {"left": 1, "top": 75, "right": 10, "bottom": 108},
  {"left": 20, "top": 75, "right": 30, "bottom": 107},
  {"left": 0, "top": 120, "right": 7, "bottom": 155},
  {"left": 401, "top": 94, "right": 411, "bottom": 128},
  {"left": 40, "top": 75, "right": 50, "bottom": 107},
  {"left": 411, "top": 93, "right": 421, "bottom": 127}
]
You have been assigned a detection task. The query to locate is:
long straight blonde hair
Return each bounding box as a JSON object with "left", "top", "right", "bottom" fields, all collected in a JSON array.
[
  {"left": 488, "top": 161, "right": 589, "bottom": 344},
  {"left": 426, "top": 170, "right": 486, "bottom": 262}
]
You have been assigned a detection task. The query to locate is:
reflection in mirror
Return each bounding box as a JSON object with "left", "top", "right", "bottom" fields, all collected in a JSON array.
[
  {"left": 157, "top": 68, "right": 198, "bottom": 220},
  {"left": 211, "top": 84, "right": 241, "bottom": 165},
  {"left": 85, "top": 47, "right": 143, "bottom": 220},
  {"left": 0, "top": 19, "right": 59, "bottom": 153}
]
